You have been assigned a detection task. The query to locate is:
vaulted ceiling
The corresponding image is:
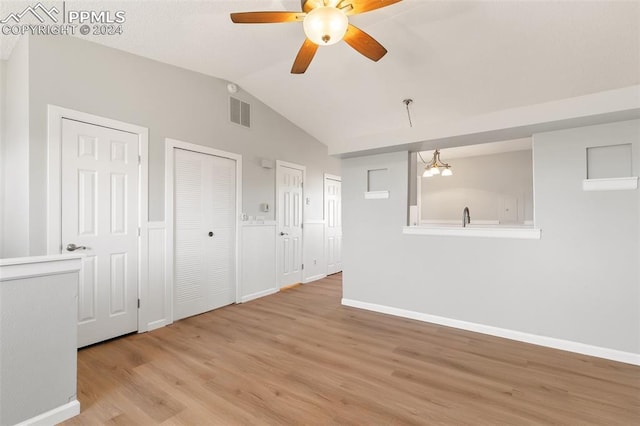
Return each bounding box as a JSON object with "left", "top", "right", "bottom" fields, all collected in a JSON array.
[{"left": 2, "top": 0, "right": 639, "bottom": 155}]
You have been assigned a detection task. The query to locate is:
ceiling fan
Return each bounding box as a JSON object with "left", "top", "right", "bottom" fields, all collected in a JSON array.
[{"left": 230, "top": 0, "right": 402, "bottom": 74}]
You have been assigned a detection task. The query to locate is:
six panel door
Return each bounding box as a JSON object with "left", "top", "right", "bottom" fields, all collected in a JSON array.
[
  {"left": 61, "top": 119, "right": 139, "bottom": 348},
  {"left": 277, "top": 165, "right": 303, "bottom": 287},
  {"left": 325, "top": 177, "right": 342, "bottom": 275}
]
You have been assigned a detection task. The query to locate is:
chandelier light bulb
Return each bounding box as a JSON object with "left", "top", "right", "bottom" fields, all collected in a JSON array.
[
  {"left": 423, "top": 168, "right": 432, "bottom": 177},
  {"left": 441, "top": 167, "right": 453, "bottom": 177},
  {"left": 303, "top": 6, "right": 349, "bottom": 46},
  {"left": 430, "top": 165, "right": 440, "bottom": 175}
]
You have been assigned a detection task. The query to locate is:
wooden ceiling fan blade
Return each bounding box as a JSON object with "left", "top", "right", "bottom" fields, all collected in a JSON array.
[
  {"left": 291, "top": 38, "right": 319, "bottom": 74},
  {"left": 338, "top": 0, "right": 402, "bottom": 15},
  {"left": 230, "top": 11, "right": 304, "bottom": 24},
  {"left": 302, "top": 0, "right": 324, "bottom": 13},
  {"left": 343, "top": 24, "right": 387, "bottom": 62}
]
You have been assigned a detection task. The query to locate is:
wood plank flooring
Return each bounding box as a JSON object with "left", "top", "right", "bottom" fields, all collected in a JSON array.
[{"left": 63, "top": 274, "right": 640, "bottom": 425}]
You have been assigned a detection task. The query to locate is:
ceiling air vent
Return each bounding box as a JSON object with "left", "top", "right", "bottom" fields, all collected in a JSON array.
[{"left": 229, "top": 97, "right": 251, "bottom": 128}]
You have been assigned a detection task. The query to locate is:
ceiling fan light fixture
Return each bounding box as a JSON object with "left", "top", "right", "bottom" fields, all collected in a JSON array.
[{"left": 303, "top": 6, "right": 348, "bottom": 46}]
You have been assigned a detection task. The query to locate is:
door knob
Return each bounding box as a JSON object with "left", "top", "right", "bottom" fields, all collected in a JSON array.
[
  {"left": 66, "top": 243, "right": 87, "bottom": 252},
  {"left": 208, "top": 231, "right": 214, "bottom": 237},
  {"left": 280, "top": 232, "right": 288, "bottom": 236}
]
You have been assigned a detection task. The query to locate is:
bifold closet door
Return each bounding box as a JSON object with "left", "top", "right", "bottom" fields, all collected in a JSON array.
[{"left": 174, "top": 148, "right": 236, "bottom": 321}]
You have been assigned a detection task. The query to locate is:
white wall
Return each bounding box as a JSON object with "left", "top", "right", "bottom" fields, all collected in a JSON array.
[
  {"left": 241, "top": 223, "right": 277, "bottom": 302},
  {"left": 2, "top": 37, "right": 30, "bottom": 258},
  {"left": 342, "top": 120, "right": 639, "bottom": 360},
  {"left": 6, "top": 35, "right": 338, "bottom": 328},
  {"left": 0, "top": 59, "right": 5, "bottom": 258},
  {"left": 421, "top": 150, "right": 533, "bottom": 223},
  {"left": 303, "top": 221, "right": 327, "bottom": 283},
  {"left": 25, "top": 35, "right": 339, "bottom": 256},
  {"left": 1, "top": 256, "right": 80, "bottom": 425}
]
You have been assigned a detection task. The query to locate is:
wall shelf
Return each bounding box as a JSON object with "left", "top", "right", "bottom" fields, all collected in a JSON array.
[
  {"left": 582, "top": 177, "right": 638, "bottom": 192},
  {"left": 364, "top": 190, "right": 389, "bottom": 199},
  {"left": 403, "top": 225, "right": 541, "bottom": 240}
]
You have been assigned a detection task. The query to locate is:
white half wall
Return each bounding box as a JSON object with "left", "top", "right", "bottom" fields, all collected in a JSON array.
[
  {"left": 303, "top": 221, "right": 327, "bottom": 283},
  {"left": 241, "top": 222, "right": 277, "bottom": 302},
  {"left": 142, "top": 222, "right": 170, "bottom": 331},
  {"left": 0, "top": 255, "right": 81, "bottom": 425}
]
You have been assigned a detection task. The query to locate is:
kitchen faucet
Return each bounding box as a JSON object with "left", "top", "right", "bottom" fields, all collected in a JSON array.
[{"left": 463, "top": 207, "right": 470, "bottom": 227}]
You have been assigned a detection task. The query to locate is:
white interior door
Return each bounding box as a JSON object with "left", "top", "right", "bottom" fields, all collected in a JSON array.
[
  {"left": 325, "top": 175, "right": 342, "bottom": 275},
  {"left": 277, "top": 163, "right": 304, "bottom": 287},
  {"left": 174, "top": 148, "right": 236, "bottom": 321},
  {"left": 61, "top": 119, "right": 139, "bottom": 348}
]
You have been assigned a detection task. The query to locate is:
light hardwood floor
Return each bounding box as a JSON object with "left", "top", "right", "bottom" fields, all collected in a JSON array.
[{"left": 63, "top": 273, "right": 640, "bottom": 425}]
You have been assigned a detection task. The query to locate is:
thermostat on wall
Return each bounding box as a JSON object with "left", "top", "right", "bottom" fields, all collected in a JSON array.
[{"left": 261, "top": 203, "right": 269, "bottom": 212}]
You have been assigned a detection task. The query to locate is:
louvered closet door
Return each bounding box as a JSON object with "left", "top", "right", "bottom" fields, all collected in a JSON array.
[{"left": 174, "top": 148, "right": 236, "bottom": 321}]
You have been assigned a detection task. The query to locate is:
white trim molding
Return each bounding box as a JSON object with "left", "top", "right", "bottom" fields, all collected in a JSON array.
[
  {"left": 342, "top": 298, "right": 640, "bottom": 366},
  {"left": 165, "top": 138, "right": 243, "bottom": 324},
  {"left": 241, "top": 288, "right": 279, "bottom": 303},
  {"left": 403, "top": 225, "right": 541, "bottom": 239},
  {"left": 582, "top": 176, "right": 638, "bottom": 191},
  {"left": 324, "top": 173, "right": 342, "bottom": 182},
  {"left": 0, "top": 254, "right": 83, "bottom": 281},
  {"left": 15, "top": 400, "right": 80, "bottom": 426},
  {"left": 303, "top": 273, "right": 327, "bottom": 284}
]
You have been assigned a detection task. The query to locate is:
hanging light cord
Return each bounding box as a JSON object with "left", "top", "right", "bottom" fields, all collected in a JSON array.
[
  {"left": 417, "top": 152, "right": 427, "bottom": 164},
  {"left": 403, "top": 99, "right": 413, "bottom": 128}
]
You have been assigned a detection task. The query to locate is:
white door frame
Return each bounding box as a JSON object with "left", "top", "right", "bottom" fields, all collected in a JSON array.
[
  {"left": 46, "top": 105, "right": 150, "bottom": 331},
  {"left": 275, "top": 160, "right": 306, "bottom": 287},
  {"left": 165, "top": 138, "right": 243, "bottom": 324}
]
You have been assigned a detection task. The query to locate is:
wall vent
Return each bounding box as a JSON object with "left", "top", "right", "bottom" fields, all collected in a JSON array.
[{"left": 230, "top": 97, "right": 251, "bottom": 128}]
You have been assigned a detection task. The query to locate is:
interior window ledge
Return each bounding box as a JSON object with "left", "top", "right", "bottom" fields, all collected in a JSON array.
[
  {"left": 582, "top": 177, "right": 638, "bottom": 191},
  {"left": 403, "top": 226, "right": 541, "bottom": 240}
]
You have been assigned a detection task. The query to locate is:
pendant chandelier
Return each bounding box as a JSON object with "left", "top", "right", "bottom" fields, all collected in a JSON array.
[{"left": 420, "top": 149, "right": 453, "bottom": 177}]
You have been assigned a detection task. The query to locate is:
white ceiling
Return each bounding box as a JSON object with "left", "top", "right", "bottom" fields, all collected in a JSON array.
[{"left": 1, "top": 0, "right": 639, "bottom": 155}]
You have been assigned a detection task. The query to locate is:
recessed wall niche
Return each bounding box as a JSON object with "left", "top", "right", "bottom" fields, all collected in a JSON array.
[
  {"left": 583, "top": 143, "right": 638, "bottom": 191},
  {"left": 365, "top": 168, "right": 390, "bottom": 199},
  {"left": 586, "top": 144, "right": 632, "bottom": 179}
]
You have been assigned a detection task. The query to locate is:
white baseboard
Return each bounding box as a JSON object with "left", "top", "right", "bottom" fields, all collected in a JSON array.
[
  {"left": 146, "top": 319, "right": 168, "bottom": 332},
  {"left": 303, "top": 273, "right": 327, "bottom": 284},
  {"left": 341, "top": 298, "right": 640, "bottom": 366},
  {"left": 16, "top": 400, "right": 80, "bottom": 426},
  {"left": 241, "top": 288, "right": 278, "bottom": 303}
]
